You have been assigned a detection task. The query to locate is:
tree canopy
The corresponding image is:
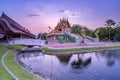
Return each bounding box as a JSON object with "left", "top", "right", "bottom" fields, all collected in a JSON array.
[{"left": 71, "top": 19, "right": 120, "bottom": 42}]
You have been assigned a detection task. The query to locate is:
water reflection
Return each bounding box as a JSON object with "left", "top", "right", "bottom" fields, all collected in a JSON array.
[
  {"left": 71, "top": 56, "right": 91, "bottom": 69},
  {"left": 95, "top": 50, "right": 120, "bottom": 67},
  {"left": 71, "top": 54, "right": 91, "bottom": 74},
  {"left": 55, "top": 54, "right": 72, "bottom": 65},
  {"left": 19, "top": 50, "right": 120, "bottom": 80}
]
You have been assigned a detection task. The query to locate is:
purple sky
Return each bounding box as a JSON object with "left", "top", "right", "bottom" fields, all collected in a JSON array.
[{"left": 0, "top": 0, "right": 120, "bottom": 34}]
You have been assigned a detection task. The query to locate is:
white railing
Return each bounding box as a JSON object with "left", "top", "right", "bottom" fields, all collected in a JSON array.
[{"left": 8, "top": 39, "right": 45, "bottom": 46}]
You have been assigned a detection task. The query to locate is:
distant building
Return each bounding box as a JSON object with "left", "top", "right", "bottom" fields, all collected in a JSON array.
[
  {"left": 47, "top": 17, "right": 71, "bottom": 40},
  {"left": 0, "top": 12, "right": 35, "bottom": 40}
]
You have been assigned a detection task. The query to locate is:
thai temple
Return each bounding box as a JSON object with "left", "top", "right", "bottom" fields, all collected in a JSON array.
[
  {"left": 47, "top": 17, "right": 99, "bottom": 43},
  {"left": 47, "top": 17, "right": 75, "bottom": 41},
  {"left": 0, "top": 12, "right": 35, "bottom": 40}
]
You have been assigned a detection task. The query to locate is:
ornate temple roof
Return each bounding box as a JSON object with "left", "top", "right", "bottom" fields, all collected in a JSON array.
[
  {"left": 0, "top": 12, "right": 35, "bottom": 38},
  {"left": 54, "top": 18, "right": 71, "bottom": 31},
  {"left": 47, "top": 18, "right": 71, "bottom": 38}
]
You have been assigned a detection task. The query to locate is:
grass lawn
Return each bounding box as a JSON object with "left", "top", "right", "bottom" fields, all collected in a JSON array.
[
  {"left": 43, "top": 46, "right": 120, "bottom": 53},
  {"left": 0, "top": 46, "right": 14, "bottom": 80},
  {"left": 0, "top": 45, "right": 40, "bottom": 80}
]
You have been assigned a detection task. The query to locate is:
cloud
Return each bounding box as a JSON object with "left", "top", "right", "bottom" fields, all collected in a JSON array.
[
  {"left": 26, "top": 3, "right": 44, "bottom": 17},
  {"left": 27, "top": 14, "right": 41, "bottom": 17},
  {"left": 59, "top": 10, "right": 80, "bottom": 17},
  {"left": 26, "top": 3, "right": 43, "bottom": 12}
]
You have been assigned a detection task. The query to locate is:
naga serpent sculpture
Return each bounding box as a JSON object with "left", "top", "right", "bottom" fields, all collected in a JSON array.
[{"left": 95, "top": 29, "right": 99, "bottom": 38}]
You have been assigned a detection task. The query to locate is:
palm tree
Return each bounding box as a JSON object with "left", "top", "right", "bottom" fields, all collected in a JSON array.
[{"left": 105, "top": 19, "right": 116, "bottom": 41}]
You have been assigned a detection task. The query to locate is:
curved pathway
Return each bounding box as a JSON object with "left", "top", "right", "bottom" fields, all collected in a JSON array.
[{"left": 1, "top": 50, "right": 19, "bottom": 80}]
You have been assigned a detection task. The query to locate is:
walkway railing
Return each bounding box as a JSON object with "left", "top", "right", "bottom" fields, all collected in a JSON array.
[{"left": 8, "top": 39, "right": 45, "bottom": 46}]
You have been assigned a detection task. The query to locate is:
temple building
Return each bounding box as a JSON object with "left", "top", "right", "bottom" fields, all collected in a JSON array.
[
  {"left": 47, "top": 18, "right": 71, "bottom": 40},
  {"left": 0, "top": 12, "right": 35, "bottom": 40}
]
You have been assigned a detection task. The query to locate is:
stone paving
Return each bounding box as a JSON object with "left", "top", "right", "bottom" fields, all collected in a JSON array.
[{"left": 45, "top": 41, "right": 120, "bottom": 49}]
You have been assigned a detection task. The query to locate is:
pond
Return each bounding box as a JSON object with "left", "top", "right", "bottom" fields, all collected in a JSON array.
[{"left": 18, "top": 50, "right": 120, "bottom": 80}]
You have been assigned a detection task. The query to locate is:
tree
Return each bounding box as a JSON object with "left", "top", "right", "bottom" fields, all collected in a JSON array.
[
  {"left": 71, "top": 24, "right": 94, "bottom": 43},
  {"left": 71, "top": 24, "right": 84, "bottom": 42},
  {"left": 37, "top": 33, "right": 42, "bottom": 39},
  {"left": 82, "top": 26, "right": 93, "bottom": 37},
  {"left": 71, "top": 24, "right": 83, "bottom": 35},
  {"left": 105, "top": 19, "right": 116, "bottom": 41},
  {"left": 95, "top": 27, "right": 108, "bottom": 41},
  {"left": 113, "top": 27, "right": 120, "bottom": 41},
  {"left": 41, "top": 33, "right": 47, "bottom": 40}
]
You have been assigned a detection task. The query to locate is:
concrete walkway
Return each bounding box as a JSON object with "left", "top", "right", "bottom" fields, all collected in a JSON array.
[
  {"left": 1, "top": 50, "right": 19, "bottom": 80},
  {"left": 45, "top": 42, "right": 120, "bottom": 49}
]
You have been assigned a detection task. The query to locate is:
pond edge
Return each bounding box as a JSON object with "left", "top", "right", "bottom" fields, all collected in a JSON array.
[{"left": 42, "top": 46, "right": 120, "bottom": 55}]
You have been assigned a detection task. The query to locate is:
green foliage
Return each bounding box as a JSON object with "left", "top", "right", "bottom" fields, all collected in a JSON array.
[
  {"left": 113, "top": 27, "right": 120, "bottom": 41},
  {"left": 71, "top": 24, "right": 93, "bottom": 37},
  {"left": 71, "top": 24, "right": 82, "bottom": 35},
  {"left": 106, "top": 19, "right": 116, "bottom": 26},
  {"left": 95, "top": 26, "right": 120, "bottom": 41},
  {"left": 69, "top": 19, "right": 119, "bottom": 42},
  {"left": 41, "top": 33, "right": 47, "bottom": 40},
  {"left": 95, "top": 27, "right": 108, "bottom": 41},
  {"left": 92, "top": 19, "right": 120, "bottom": 42},
  {"left": 82, "top": 27, "right": 93, "bottom": 37}
]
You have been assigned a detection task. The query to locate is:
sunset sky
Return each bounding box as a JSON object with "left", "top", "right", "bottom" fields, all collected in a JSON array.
[{"left": 0, "top": 0, "right": 120, "bottom": 34}]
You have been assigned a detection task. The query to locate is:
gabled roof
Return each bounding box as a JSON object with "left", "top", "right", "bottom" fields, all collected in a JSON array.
[
  {"left": 0, "top": 27, "right": 6, "bottom": 35},
  {"left": 0, "top": 13, "right": 35, "bottom": 38},
  {"left": 0, "top": 19, "right": 13, "bottom": 34},
  {"left": 1, "top": 13, "right": 26, "bottom": 32}
]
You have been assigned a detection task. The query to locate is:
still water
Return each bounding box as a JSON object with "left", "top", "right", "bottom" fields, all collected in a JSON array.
[{"left": 19, "top": 50, "right": 120, "bottom": 80}]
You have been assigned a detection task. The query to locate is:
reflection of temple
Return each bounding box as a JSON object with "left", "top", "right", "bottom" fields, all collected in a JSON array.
[
  {"left": 71, "top": 56, "right": 91, "bottom": 69},
  {"left": 55, "top": 54, "right": 72, "bottom": 65},
  {"left": 47, "top": 18, "right": 71, "bottom": 40},
  {"left": 0, "top": 12, "right": 35, "bottom": 40}
]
